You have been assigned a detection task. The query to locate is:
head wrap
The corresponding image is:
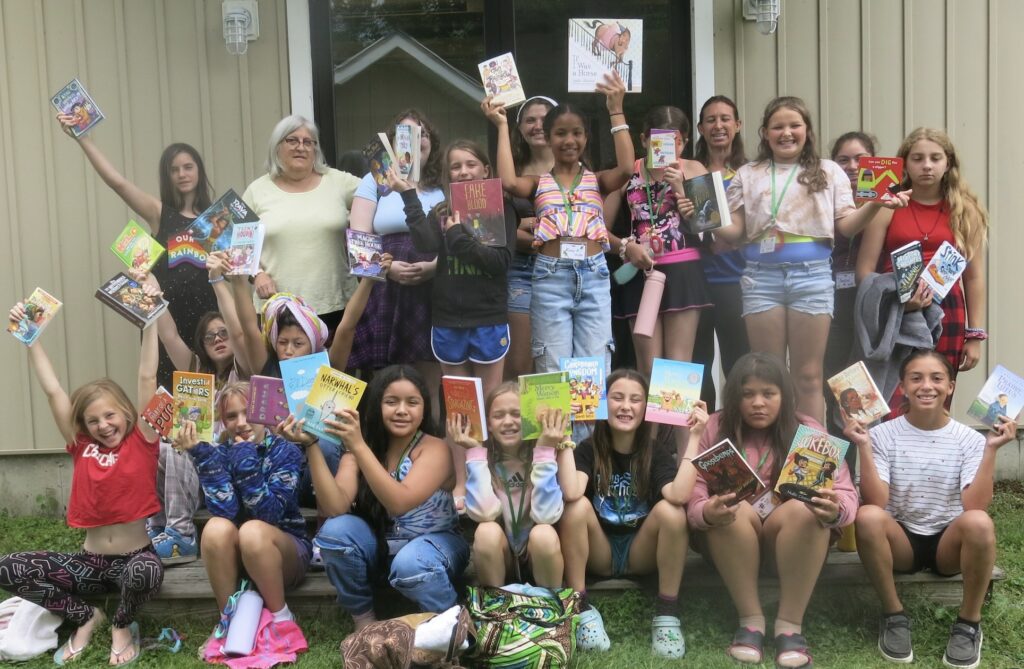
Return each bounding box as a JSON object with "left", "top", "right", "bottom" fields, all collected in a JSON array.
[
  {"left": 515, "top": 95, "right": 559, "bottom": 125},
  {"left": 260, "top": 292, "right": 328, "bottom": 353}
]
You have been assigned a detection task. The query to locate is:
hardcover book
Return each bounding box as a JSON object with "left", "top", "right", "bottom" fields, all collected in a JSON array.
[
  {"left": 393, "top": 124, "right": 421, "bottom": 182},
  {"left": 682, "top": 171, "right": 730, "bottom": 234},
  {"left": 227, "top": 223, "right": 264, "bottom": 276},
  {"left": 647, "top": 129, "right": 676, "bottom": 169},
  {"left": 775, "top": 425, "right": 850, "bottom": 502},
  {"left": 300, "top": 366, "right": 367, "bottom": 446},
  {"left": 442, "top": 376, "right": 488, "bottom": 441},
  {"left": 94, "top": 272, "right": 168, "bottom": 329},
  {"left": 187, "top": 189, "right": 259, "bottom": 256},
  {"left": 967, "top": 365, "right": 1024, "bottom": 427},
  {"left": 559, "top": 356, "right": 608, "bottom": 421},
  {"left": 8, "top": 287, "right": 62, "bottom": 346},
  {"left": 646, "top": 359, "right": 704, "bottom": 426},
  {"left": 827, "top": 361, "right": 890, "bottom": 423},
  {"left": 166, "top": 231, "right": 207, "bottom": 270},
  {"left": 247, "top": 375, "right": 288, "bottom": 427},
  {"left": 478, "top": 53, "right": 526, "bottom": 108},
  {"left": 141, "top": 387, "right": 176, "bottom": 439},
  {"left": 518, "top": 372, "right": 572, "bottom": 441},
  {"left": 362, "top": 135, "right": 396, "bottom": 197},
  {"left": 279, "top": 351, "right": 330, "bottom": 418},
  {"left": 919, "top": 240, "right": 967, "bottom": 300},
  {"left": 855, "top": 156, "right": 904, "bottom": 204},
  {"left": 890, "top": 240, "right": 924, "bottom": 304},
  {"left": 449, "top": 179, "right": 506, "bottom": 247},
  {"left": 346, "top": 229, "right": 387, "bottom": 281},
  {"left": 691, "top": 438, "right": 767, "bottom": 503},
  {"left": 110, "top": 220, "right": 165, "bottom": 272},
  {"left": 50, "top": 78, "right": 104, "bottom": 137},
  {"left": 568, "top": 18, "right": 644, "bottom": 93},
  {"left": 172, "top": 371, "right": 215, "bottom": 443}
]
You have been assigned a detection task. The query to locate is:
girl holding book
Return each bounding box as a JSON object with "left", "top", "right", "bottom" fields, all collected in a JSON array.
[
  {"left": 0, "top": 301, "right": 165, "bottom": 665},
  {"left": 450, "top": 382, "right": 569, "bottom": 588},
  {"left": 559, "top": 369, "right": 707, "bottom": 658},
  {"left": 687, "top": 352, "right": 858, "bottom": 667}
]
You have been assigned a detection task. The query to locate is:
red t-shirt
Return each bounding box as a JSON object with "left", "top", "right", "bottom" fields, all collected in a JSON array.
[
  {"left": 880, "top": 200, "right": 955, "bottom": 272},
  {"left": 66, "top": 425, "right": 161, "bottom": 528}
]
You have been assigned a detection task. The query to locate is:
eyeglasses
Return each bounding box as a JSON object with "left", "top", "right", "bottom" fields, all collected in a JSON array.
[
  {"left": 202, "top": 328, "right": 229, "bottom": 344},
  {"left": 282, "top": 136, "right": 317, "bottom": 149}
]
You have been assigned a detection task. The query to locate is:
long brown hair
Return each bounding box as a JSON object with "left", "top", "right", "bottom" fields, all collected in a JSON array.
[
  {"left": 388, "top": 108, "right": 444, "bottom": 190},
  {"left": 511, "top": 98, "right": 555, "bottom": 175},
  {"left": 191, "top": 312, "right": 234, "bottom": 385},
  {"left": 158, "top": 143, "right": 213, "bottom": 212},
  {"left": 694, "top": 95, "right": 747, "bottom": 170},
  {"left": 430, "top": 139, "right": 493, "bottom": 222},
  {"left": 483, "top": 382, "right": 532, "bottom": 489},
  {"left": 589, "top": 369, "right": 656, "bottom": 500},
  {"left": 755, "top": 96, "right": 828, "bottom": 193}
]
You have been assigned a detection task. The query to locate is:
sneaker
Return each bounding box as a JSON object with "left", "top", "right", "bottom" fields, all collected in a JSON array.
[
  {"left": 147, "top": 525, "right": 164, "bottom": 542},
  {"left": 575, "top": 607, "right": 611, "bottom": 652},
  {"left": 152, "top": 527, "right": 198, "bottom": 565},
  {"left": 942, "top": 622, "right": 983, "bottom": 669},
  {"left": 310, "top": 545, "right": 325, "bottom": 570},
  {"left": 878, "top": 613, "right": 914, "bottom": 663},
  {"left": 651, "top": 615, "right": 685, "bottom": 658}
]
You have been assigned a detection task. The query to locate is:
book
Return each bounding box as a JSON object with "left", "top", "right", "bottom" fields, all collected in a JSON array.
[
  {"left": 110, "top": 220, "right": 164, "bottom": 272},
  {"left": 967, "top": 365, "right": 1024, "bottom": 427},
  {"left": 775, "top": 425, "right": 850, "bottom": 503},
  {"left": 8, "top": 287, "right": 62, "bottom": 346},
  {"left": 227, "top": 222, "right": 264, "bottom": 276},
  {"left": 94, "top": 272, "right": 168, "bottom": 329},
  {"left": 442, "top": 376, "right": 488, "bottom": 441},
  {"left": 478, "top": 53, "right": 526, "bottom": 108},
  {"left": 919, "top": 240, "right": 967, "bottom": 300},
  {"left": 559, "top": 356, "right": 608, "bottom": 421},
  {"left": 187, "top": 189, "right": 259, "bottom": 257},
  {"left": 171, "top": 371, "right": 215, "bottom": 443},
  {"left": 682, "top": 171, "right": 730, "bottom": 234},
  {"left": 247, "top": 375, "right": 288, "bottom": 427},
  {"left": 855, "top": 156, "right": 904, "bottom": 204},
  {"left": 691, "top": 438, "right": 767, "bottom": 503},
  {"left": 890, "top": 240, "right": 924, "bottom": 303},
  {"left": 645, "top": 359, "right": 704, "bottom": 426},
  {"left": 518, "top": 372, "right": 572, "bottom": 441},
  {"left": 141, "top": 387, "right": 177, "bottom": 439},
  {"left": 279, "top": 351, "right": 330, "bottom": 418},
  {"left": 449, "top": 179, "right": 506, "bottom": 247},
  {"left": 300, "top": 366, "right": 367, "bottom": 446},
  {"left": 346, "top": 229, "right": 387, "bottom": 281},
  {"left": 647, "top": 129, "right": 676, "bottom": 169},
  {"left": 567, "top": 18, "right": 643, "bottom": 93},
  {"left": 362, "top": 135, "right": 396, "bottom": 197},
  {"left": 50, "top": 78, "right": 104, "bottom": 137},
  {"left": 393, "top": 124, "right": 421, "bottom": 182},
  {"left": 166, "top": 231, "right": 207, "bottom": 270},
  {"left": 827, "top": 361, "right": 890, "bottom": 423}
]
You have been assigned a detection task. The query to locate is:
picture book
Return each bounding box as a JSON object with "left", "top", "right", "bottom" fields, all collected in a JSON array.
[
  {"left": 775, "top": 425, "right": 850, "bottom": 503},
  {"left": 449, "top": 179, "right": 506, "bottom": 247},
  {"left": 967, "top": 365, "right": 1024, "bottom": 427},
  {"left": 442, "top": 376, "right": 488, "bottom": 442},
  {"left": 568, "top": 18, "right": 643, "bottom": 93},
  {"left": 919, "top": 240, "right": 967, "bottom": 300},
  {"left": 8, "top": 287, "right": 62, "bottom": 346},
  {"left": 691, "top": 438, "right": 767, "bottom": 503},
  {"left": 559, "top": 356, "right": 607, "bottom": 421},
  {"left": 248, "top": 375, "right": 288, "bottom": 427},
  {"left": 141, "top": 387, "right": 176, "bottom": 439},
  {"left": 94, "top": 272, "right": 168, "bottom": 329},
  {"left": 518, "top": 372, "right": 572, "bottom": 441},
  {"left": 346, "top": 229, "right": 387, "bottom": 281},
  {"left": 682, "top": 171, "right": 730, "bottom": 234},
  {"left": 187, "top": 189, "right": 259, "bottom": 256},
  {"left": 647, "top": 129, "right": 676, "bottom": 169},
  {"left": 300, "top": 366, "right": 367, "bottom": 446},
  {"left": 646, "top": 358, "right": 704, "bottom": 426},
  {"left": 855, "top": 156, "right": 904, "bottom": 204},
  {"left": 280, "top": 351, "right": 330, "bottom": 418},
  {"left": 890, "top": 240, "right": 924, "bottom": 303},
  {"left": 227, "top": 223, "right": 264, "bottom": 276},
  {"left": 393, "top": 124, "right": 421, "bottom": 182},
  {"left": 362, "top": 135, "right": 396, "bottom": 197},
  {"left": 172, "top": 371, "right": 215, "bottom": 443},
  {"left": 110, "top": 220, "right": 164, "bottom": 272},
  {"left": 50, "top": 78, "right": 104, "bottom": 137},
  {"left": 478, "top": 53, "right": 526, "bottom": 108},
  {"left": 827, "top": 361, "right": 890, "bottom": 423}
]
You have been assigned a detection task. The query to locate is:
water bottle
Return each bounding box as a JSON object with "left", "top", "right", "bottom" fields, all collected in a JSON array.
[
  {"left": 632, "top": 270, "right": 666, "bottom": 338},
  {"left": 223, "top": 590, "right": 264, "bottom": 656}
]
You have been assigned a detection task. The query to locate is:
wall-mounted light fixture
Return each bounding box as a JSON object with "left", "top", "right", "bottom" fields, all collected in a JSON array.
[
  {"left": 743, "top": 0, "right": 780, "bottom": 35},
  {"left": 223, "top": 0, "right": 259, "bottom": 55}
]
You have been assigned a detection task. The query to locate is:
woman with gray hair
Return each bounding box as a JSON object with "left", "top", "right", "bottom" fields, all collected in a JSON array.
[{"left": 241, "top": 114, "right": 362, "bottom": 331}]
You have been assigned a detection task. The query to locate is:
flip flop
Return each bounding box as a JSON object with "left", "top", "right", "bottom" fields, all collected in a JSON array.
[
  {"left": 53, "top": 637, "right": 85, "bottom": 665},
  {"left": 728, "top": 627, "right": 765, "bottom": 664},
  {"left": 109, "top": 622, "right": 142, "bottom": 666},
  {"left": 774, "top": 632, "right": 813, "bottom": 669}
]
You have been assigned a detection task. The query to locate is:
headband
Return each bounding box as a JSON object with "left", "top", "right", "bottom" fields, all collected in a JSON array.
[
  {"left": 515, "top": 96, "right": 559, "bottom": 125},
  {"left": 260, "top": 292, "right": 328, "bottom": 353}
]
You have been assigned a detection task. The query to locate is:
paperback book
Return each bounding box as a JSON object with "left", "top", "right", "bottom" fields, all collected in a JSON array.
[
  {"left": 94, "top": 272, "right": 167, "bottom": 329},
  {"left": 248, "top": 375, "right": 288, "bottom": 427},
  {"left": 890, "top": 240, "right": 924, "bottom": 303},
  {"left": 227, "top": 223, "right": 264, "bottom": 276},
  {"left": 775, "top": 425, "right": 850, "bottom": 503},
  {"left": 50, "top": 78, "right": 104, "bottom": 136},
  {"left": 827, "top": 361, "right": 890, "bottom": 423},
  {"left": 559, "top": 356, "right": 608, "bottom": 421},
  {"left": 187, "top": 189, "right": 259, "bottom": 256},
  {"left": 691, "top": 438, "right": 767, "bottom": 503},
  {"left": 8, "top": 287, "right": 62, "bottom": 346},
  {"left": 393, "top": 124, "right": 421, "bottom": 182},
  {"left": 362, "top": 135, "right": 396, "bottom": 197},
  {"left": 647, "top": 129, "right": 676, "bottom": 169},
  {"left": 346, "top": 229, "right": 387, "bottom": 281},
  {"left": 855, "top": 157, "right": 904, "bottom": 204},
  {"left": 646, "top": 358, "right": 704, "bottom": 426},
  {"left": 682, "top": 171, "right": 730, "bottom": 234},
  {"left": 919, "top": 240, "right": 967, "bottom": 300},
  {"left": 442, "top": 376, "right": 488, "bottom": 441},
  {"left": 449, "top": 178, "right": 506, "bottom": 247},
  {"left": 280, "top": 351, "right": 330, "bottom": 418},
  {"left": 567, "top": 18, "right": 643, "bottom": 93},
  {"left": 141, "top": 387, "right": 176, "bottom": 439},
  {"left": 478, "top": 53, "right": 526, "bottom": 108},
  {"left": 166, "top": 231, "right": 207, "bottom": 270},
  {"left": 518, "top": 372, "right": 572, "bottom": 441},
  {"left": 110, "top": 220, "right": 164, "bottom": 272},
  {"left": 172, "top": 371, "right": 215, "bottom": 443},
  {"left": 967, "top": 365, "right": 1024, "bottom": 427},
  {"left": 300, "top": 366, "right": 367, "bottom": 446}
]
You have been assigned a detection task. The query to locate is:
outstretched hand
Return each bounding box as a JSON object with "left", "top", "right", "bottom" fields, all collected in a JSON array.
[
  {"left": 596, "top": 70, "right": 626, "bottom": 112},
  {"left": 986, "top": 415, "right": 1019, "bottom": 450},
  {"left": 385, "top": 165, "right": 415, "bottom": 193},
  {"left": 173, "top": 421, "right": 200, "bottom": 452},
  {"left": 446, "top": 413, "right": 481, "bottom": 450},
  {"left": 481, "top": 96, "right": 508, "bottom": 128},
  {"left": 685, "top": 400, "right": 709, "bottom": 438},
  {"left": 537, "top": 408, "right": 571, "bottom": 448}
]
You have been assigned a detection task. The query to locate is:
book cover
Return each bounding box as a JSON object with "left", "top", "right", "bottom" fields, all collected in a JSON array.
[
  {"left": 967, "top": 365, "right": 1024, "bottom": 427},
  {"left": 227, "top": 222, "right": 264, "bottom": 276},
  {"left": 346, "top": 229, "right": 387, "bottom": 281},
  {"left": 855, "top": 156, "right": 904, "bottom": 204},
  {"left": 646, "top": 359, "right": 704, "bottom": 426},
  {"left": 393, "top": 124, "right": 421, "bottom": 182},
  {"left": 442, "top": 376, "right": 488, "bottom": 441},
  {"left": 775, "top": 425, "right": 850, "bottom": 501},
  {"left": 647, "top": 129, "right": 676, "bottom": 169},
  {"left": 682, "top": 171, "right": 730, "bottom": 234},
  {"left": 110, "top": 220, "right": 165, "bottom": 272},
  {"left": 518, "top": 372, "right": 572, "bottom": 440},
  {"left": 8, "top": 287, "right": 62, "bottom": 347},
  {"left": 890, "top": 240, "right": 924, "bottom": 304},
  {"left": 300, "top": 366, "right": 367, "bottom": 446},
  {"left": 559, "top": 356, "right": 608, "bottom": 421},
  {"left": 449, "top": 178, "right": 506, "bottom": 247},
  {"left": 141, "top": 387, "right": 177, "bottom": 439},
  {"left": 166, "top": 231, "right": 207, "bottom": 270},
  {"left": 248, "top": 375, "right": 288, "bottom": 426},
  {"left": 568, "top": 18, "right": 643, "bottom": 93},
  {"left": 691, "top": 438, "right": 767, "bottom": 503},
  {"left": 94, "top": 272, "right": 168, "bottom": 329},
  {"left": 478, "top": 53, "right": 526, "bottom": 108},
  {"left": 172, "top": 371, "right": 215, "bottom": 443},
  {"left": 50, "top": 78, "right": 104, "bottom": 137},
  {"left": 362, "top": 135, "right": 396, "bottom": 197},
  {"left": 187, "top": 189, "right": 259, "bottom": 257},
  {"left": 280, "top": 351, "right": 330, "bottom": 418},
  {"left": 919, "top": 240, "right": 967, "bottom": 300},
  {"left": 827, "top": 361, "right": 890, "bottom": 423}
]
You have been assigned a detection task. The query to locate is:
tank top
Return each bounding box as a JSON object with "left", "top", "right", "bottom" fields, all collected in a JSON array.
[
  {"left": 532, "top": 168, "right": 609, "bottom": 250},
  {"left": 624, "top": 159, "right": 700, "bottom": 263},
  {"left": 385, "top": 431, "right": 459, "bottom": 554}
]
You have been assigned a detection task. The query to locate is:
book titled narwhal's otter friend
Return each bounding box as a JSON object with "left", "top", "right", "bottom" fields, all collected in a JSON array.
[{"left": 300, "top": 366, "right": 367, "bottom": 447}]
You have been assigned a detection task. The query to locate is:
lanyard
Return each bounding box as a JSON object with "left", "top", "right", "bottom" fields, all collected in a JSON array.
[
  {"left": 739, "top": 444, "right": 771, "bottom": 472},
  {"left": 390, "top": 430, "right": 423, "bottom": 481},
  {"left": 552, "top": 166, "right": 584, "bottom": 233},
  {"left": 770, "top": 161, "right": 799, "bottom": 225},
  {"left": 495, "top": 462, "right": 528, "bottom": 541},
  {"left": 642, "top": 167, "right": 670, "bottom": 225}
]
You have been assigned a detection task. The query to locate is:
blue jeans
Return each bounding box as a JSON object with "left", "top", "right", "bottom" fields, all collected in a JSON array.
[
  {"left": 314, "top": 514, "right": 469, "bottom": 616},
  {"left": 530, "top": 252, "right": 613, "bottom": 373}
]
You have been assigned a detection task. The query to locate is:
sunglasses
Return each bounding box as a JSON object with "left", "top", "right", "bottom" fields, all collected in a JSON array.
[{"left": 202, "top": 328, "right": 229, "bottom": 344}]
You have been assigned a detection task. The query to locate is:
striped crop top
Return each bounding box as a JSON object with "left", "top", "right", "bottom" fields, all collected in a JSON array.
[{"left": 533, "top": 168, "right": 610, "bottom": 250}]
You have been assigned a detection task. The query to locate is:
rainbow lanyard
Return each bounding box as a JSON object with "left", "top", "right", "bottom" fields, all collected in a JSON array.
[
  {"left": 552, "top": 165, "right": 584, "bottom": 234},
  {"left": 769, "top": 161, "right": 799, "bottom": 226}
]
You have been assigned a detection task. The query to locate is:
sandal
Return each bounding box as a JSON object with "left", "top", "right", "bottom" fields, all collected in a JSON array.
[
  {"left": 109, "top": 622, "right": 142, "bottom": 666},
  {"left": 727, "top": 627, "right": 765, "bottom": 664},
  {"left": 575, "top": 607, "right": 611, "bottom": 652},
  {"left": 651, "top": 615, "right": 685, "bottom": 658},
  {"left": 774, "top": 632, "right": 813, "bottom": 669},
  {"left": 53, "top": 637, "right": 85, "bottom": 665}
]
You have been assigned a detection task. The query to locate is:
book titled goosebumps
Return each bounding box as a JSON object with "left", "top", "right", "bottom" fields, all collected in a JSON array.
[
  {"left": 890, "top": 240, "right": 924, "bottom": 303},
  {"left": 172, "top": 372, "right": 215, "bottom": 443},
  {"left": 442, "top": 376, "right": 488, "bottom": 441},
  {"left": 518, "top": 372, "right": 572, "bottom": 441},
  {"left": 110, "top": 220, "right": 165, "bottom": 272},
  {"left": 50, "top": 78, "right": 104, "bottom": 137},
  {"left": 478, "top": 53, "right": 526, "bottom": 108},
  {"left": 559, "top": 356, "right": 607, "bottom": 421},
  {"left": 775, "top": 425, "right": 850, "bottom": 503},
  {"left": 187, "top": 189, "right": 259, "bottom": 256},
  {"left": 919, "top": 241, "right": 967, "bottom": 300},
  {"left": 8, "top": 287, "right": 62, "bottom": 346},
  {"left": 691, "top": 438, "right": 767, "bottom": 503},
  {"left": 967, "top": 365, "right": 1024, "bottom": 428},
  {"left": 449, "top": 179, "right": 506, "bottom": 247},
  {"left": 855, "top": 156, "right": 904, "bottom": 204},
  {"left": 646, "top": 359, "right": 704, "bottom": 426},
  {"left": 300, "top": 366, "right": 367, "bottom": 446}
]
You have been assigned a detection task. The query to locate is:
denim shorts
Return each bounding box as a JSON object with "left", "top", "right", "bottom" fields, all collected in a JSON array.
[
  {"left": 431, "top": 324, "right": 511, "bottom": 365},
  {"left": 507, "top": 254, "right": 535, "bottom": 315},
  {"left": 740, "top": 259, "right": 834, "bottom": 317}
]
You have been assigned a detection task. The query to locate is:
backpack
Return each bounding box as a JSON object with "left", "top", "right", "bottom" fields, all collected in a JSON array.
[{"left": 464, "top": 585, "right": 580, "bottom": 668}]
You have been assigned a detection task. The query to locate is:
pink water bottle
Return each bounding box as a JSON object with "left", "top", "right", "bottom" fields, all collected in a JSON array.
[{"left": 633, "top": 270, "right": 665, "bottom": 338}]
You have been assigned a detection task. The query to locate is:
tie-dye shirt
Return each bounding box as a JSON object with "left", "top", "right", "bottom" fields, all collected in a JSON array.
[{"left": 386, "top": 433, "right": 460, "bottom": 554}]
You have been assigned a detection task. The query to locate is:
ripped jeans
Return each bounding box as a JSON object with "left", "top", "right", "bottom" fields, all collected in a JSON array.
[{"left": 315, "top": 514, "right": 469, "bottom": 616}]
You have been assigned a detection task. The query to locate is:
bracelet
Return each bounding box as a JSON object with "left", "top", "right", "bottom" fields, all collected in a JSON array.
[
  {"left": 611, "top": 124, "right": 630, "bottom": 134},
  {"left": 556, "top": 439, "right": 576, "bottom": 451},
  {"left": 609, "top": 111, "right": 624, "bottom": 116},
  {"left": 618, "top": 235, "right": 635, "bottom": 261},
  {"left": 965, "top": 328, "right": 988, "bottom": 341},
  {"left": 208, "top": 276, "right": 225, "bottom": 284}
]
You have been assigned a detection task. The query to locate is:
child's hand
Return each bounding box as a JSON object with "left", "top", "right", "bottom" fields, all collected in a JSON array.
[
  {"left": 444, "top": 211, "right": 462, "bottom": 232},
  {"left": 986, "top": 415, "right": 1019, "bottom": 450},
  {"left": 276, "top": 415, "right": 318, "bottom": 449},
  {"left": 378, "top": 252, "right": 394, "bottom": 277},
  {"left": 324, "top": 408, "right": 365, "bottom": 451},
  {"left": 173, "top": 421, "right": 200, "bottom": 451},
  {"left": 702, "top": 493, "right": 738, "bottom": 527},
  {"left": 842, "top": 416, "right": 872, "bottom": 448},
  {"left": 686, "top": 400, "right": 709, "bottom": 437},
  {"left": 807, "top": 488, "right": 841, "bottom": 525},
  {"left": 8, "top": 302, "right": 26, "bottom": 327},
  {"left": 207, "top": 251, "right": 232, "bottom": 280},
  {"left": 447, "top": 413, "right": 481, "bottom": 450},
  {"left": 596, "top": 70, "right": 626, "bottom": 111},
  {"left": 385, "top": 165, "right": 415, "bottom": 193},
  {"left": 55, "top": 113, "right": 80, "bottom": 138},
  {"left": 663, "top": 162, "right": 686, "bottom": 193},
  {"left": 880, "top": 189, "right": 913, "bottom": 210},
  {"left": 537, "top": 408, "right": 570, "bottom": 448},
  {"left": 623, "top": 238, "right": 654, "bottom": 271},
  {"left": 480, "top": 96, "right": 508, "bottom": 128},
  {"left": 904, "top": 282, "right": 933, "bottom": 312}
]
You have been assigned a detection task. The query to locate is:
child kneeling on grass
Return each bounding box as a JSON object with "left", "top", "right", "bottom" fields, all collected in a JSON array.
[{"left": 845, "top": 349, "right": 1018, "bottom": 668}]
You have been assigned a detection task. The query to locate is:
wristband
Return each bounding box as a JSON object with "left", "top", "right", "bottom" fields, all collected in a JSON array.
[
  {"left": 556, "top": 439, "right": 576, "bottom": 451},
  {"left": 618, "top": 235, "right": 636, "bottom": 262},
  {"left": 611, "top": 124, "right": 630, "bottom": 134},
  {"left": 208, "top": 276, "right": 225, "bottom": 284},
  {"left": 965, "top": 328, "right": 988, "bottom": 341}
]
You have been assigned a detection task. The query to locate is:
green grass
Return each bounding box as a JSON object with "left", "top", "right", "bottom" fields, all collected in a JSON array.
[{"left": 1, "top": 482, "right": 1023, "bottom": 667}]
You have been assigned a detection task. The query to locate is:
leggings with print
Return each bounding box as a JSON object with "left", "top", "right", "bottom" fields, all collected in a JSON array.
[{"left": 0, "top": 546, "right": 164, "bottom": 627}]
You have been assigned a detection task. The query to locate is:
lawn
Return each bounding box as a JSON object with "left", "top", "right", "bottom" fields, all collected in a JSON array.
[{"left": 1, "top": 482, "right": 1022, "bottom": 667}]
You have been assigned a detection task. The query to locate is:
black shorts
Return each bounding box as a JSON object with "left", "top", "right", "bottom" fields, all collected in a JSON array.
[{"left": 898, "top": 523, "right": 954, "bottom": 575}]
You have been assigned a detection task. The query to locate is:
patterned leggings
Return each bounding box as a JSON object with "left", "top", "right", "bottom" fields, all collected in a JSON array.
[{"left": 0, "top": 546, "right": 163, "bottom": 627}]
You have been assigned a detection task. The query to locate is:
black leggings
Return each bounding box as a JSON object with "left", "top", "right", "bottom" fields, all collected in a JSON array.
[{"left": 0, "top": 546, "right": 163, "bottom": 627}]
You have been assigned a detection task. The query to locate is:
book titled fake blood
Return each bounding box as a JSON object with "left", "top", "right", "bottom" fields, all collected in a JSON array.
[{"left": 449, "top": 178, "right": 506, "bottom": 247}]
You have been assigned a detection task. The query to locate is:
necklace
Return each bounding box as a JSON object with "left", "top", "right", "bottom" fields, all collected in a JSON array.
[{"left": 909, "top": 200, "right": 944, "bottom": 242}]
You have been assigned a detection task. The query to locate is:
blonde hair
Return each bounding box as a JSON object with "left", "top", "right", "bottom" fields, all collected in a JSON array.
[
  {"left": 70, "top": 379, "right": 137, "bottom": 437},
  {"left": 216, "top": 381, "right": 251, "bottom": 417},
  {"left": 755, "top": 96, "right": 828, "bottom": 193},
  {"left": 898, "top": 128, "right": 989, "bottom": 260}
]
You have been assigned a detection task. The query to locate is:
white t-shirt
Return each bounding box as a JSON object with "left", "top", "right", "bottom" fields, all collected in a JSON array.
[{"left": 869, "top": 416, "right": 985, "bottom": 535}]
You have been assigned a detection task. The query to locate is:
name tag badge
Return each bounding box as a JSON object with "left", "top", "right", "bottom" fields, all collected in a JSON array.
[
  {"left": 759, "top": 234, "right": 777, "bottom": 255},
  {"left": 836, "top": 270, "right": 856, "bottom": 290},
  {"left": 751, "top": 489, "right": 777, "bottom": 520},
  {"left": 559, "top": 241, "right": 586, "bottom": 260}
]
